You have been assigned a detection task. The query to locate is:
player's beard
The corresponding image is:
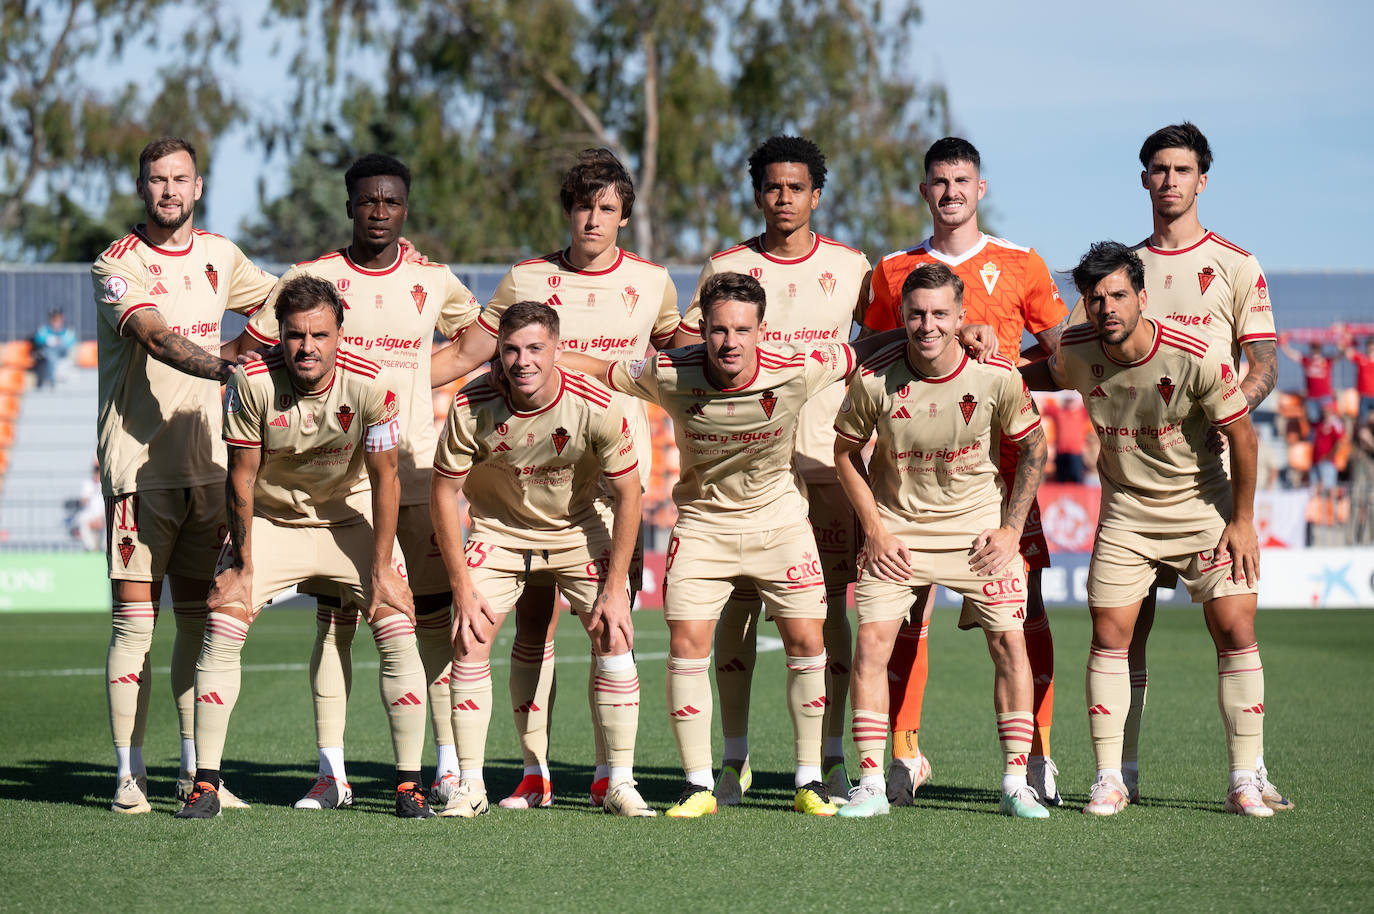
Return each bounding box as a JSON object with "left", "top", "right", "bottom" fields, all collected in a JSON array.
[{"left": 146, "top": 199, "right": 194, "bottom": 232}]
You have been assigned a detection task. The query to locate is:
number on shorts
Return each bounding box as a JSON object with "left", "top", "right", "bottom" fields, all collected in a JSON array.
[
  {"left": 465, "top": 541, "right": 493, "bottom": 568},
  {"left": 664, "top": 536, "right": 681, "bottom": 572}
]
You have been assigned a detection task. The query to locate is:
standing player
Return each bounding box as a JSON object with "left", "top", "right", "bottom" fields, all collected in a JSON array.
[
  {"left": 860, "top": 137, "right": 1067, "bottom": 805},
  {"left": 230, "top": 154, "right": 480, "bottom": 810},
  {"left": 431, "top": 149, "right": 680, "bottom": 809},
  {"left": 834, "top": 263, "right": 1049, "bottom": 819},
  {"left": 1066, "top": 123, "right": 1285, "bottom": 808},
  {"left": 177, "top": 275, "right": 432, "bottom": 819},
  {"left": 430, "top": 302, "right": 653, "bottom": 818},
  {"left": 1033, "top": 242, "right": 1270, "bottom": 817},
  {"left": 668, "top": 136, "right": 871, "bottom": 803},
  {"left": 561, "top": 272, "right": 899, "bottom": 817},
  {"left": 93, "top": 136, "right": 275, "bottom": 813}
]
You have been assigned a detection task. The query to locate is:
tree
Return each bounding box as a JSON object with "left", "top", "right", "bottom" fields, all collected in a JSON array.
[
  {"left": 0, "top": 0, "right": 243, "bottom": 261},
  {"left": 244, "top": 0, "right": 949, "bottom": 265}
]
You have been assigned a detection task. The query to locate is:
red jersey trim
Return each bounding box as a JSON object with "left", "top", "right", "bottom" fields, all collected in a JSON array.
[
  {"left": 433, "top": 465, "right": 470, "bottom": 479},
  {"left": 1237, "top": 331, "right": 1278, "bottom": 343},
  {"left": 563, "top": 372, "right": 614, "bottom": 408},
  {"left": 753, "top": 233, "right": 821, "bottom": 265},
  {"left": 858, "top": 341, "right": 906, "bottom": 377},
  {"left": 1101, "top": 321, "right": 1161, "bottom": 367},
  {"left": 246, "top": 323, "right": 277, "bottom": 345},
  {"left": 676, "top": 319, "right": 701, "bottom": 337},
  {"left": 475, "top": 311, "right": 500, "bottom": 337},
  {"left": 708, "top": 356, "right": 761, "bottom": 392},
  {"left": 1213, "top": 405, "right": 1250, "bottom": 427},
  {"left": 116, "top": 302, "right": 157, "bottom": 335},
  {"left": 296, "top": 368, "right": 338, "bottom": 398},
  {"left": 834, "top": 425, "right": 868, "bottom": 444},
  {"left": 604, "top": 461, "right": 640, "bottom": 479},
  {"left": 904, "top": 350, "right": 968, "bottom": 384},
  {"left": 1209, "top": 233, "right": 1253, "bottom": 257},
  {"left": 1004, "top": 417, "right": 1042, "bottom": 442},
  {"left": 225, "top": 436, "right": 261, "bottom": 447},
  {"left": 339, "top": 247, "right": 404, "bottom": 277},
  {"left": 817, "top": 234, "right": 864, "bottom": 256},
  {"left": 507, "top": 370, "right": 566, "bottom": 417},
  {"left": 131, "top": 226, "right": 195, "bottom": 258},
  {"left": 557, "top": 248, "right": 625, "bottom": 276},
  {"left": 621, "top": 249, "right": 666, "bottom": 270}
]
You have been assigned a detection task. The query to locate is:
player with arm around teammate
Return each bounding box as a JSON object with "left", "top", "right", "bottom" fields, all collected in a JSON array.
[
  {"left": 1027, "top": 242, "right": 1271, "bottom": 818},
  {"left": 176, "top": 275, "right": 431, "bottom": 818},
  {"left": 834, "top": 262, "right": 1050, "bottom": 819},
  {"left": 429, "top": 301, "right": 653, "bottom": 818}
]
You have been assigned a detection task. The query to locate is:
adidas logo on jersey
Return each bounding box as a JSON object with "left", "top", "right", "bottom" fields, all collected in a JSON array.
[
  {"left": 546, "top": 293, "right": 563, "bottom": 307},
  {"left": 493, "top": 441, "right": 512, "bottom": 452},
  {"left": 149, "top": 281, "right": 169, "bottom": 295},
  {"left": 891, "top": 406, "right": 912, "bottom": 419},
  {"left": 1089, "top": 385, "right": 1107, "bottom": 398},
  {"left": 270, "top": 414, "right": 289, "bottom": 428}
]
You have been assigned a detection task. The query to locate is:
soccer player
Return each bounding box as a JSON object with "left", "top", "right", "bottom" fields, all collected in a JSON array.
[
  {"left": 176, "top": 275, "right": 432, "bottom": 819},
  {"left": 860, "top": 137, "right": 1067, "bottom": 805},
  {"left": 429, "top": 302, "right": 653, "bottom": 818},
  {"left": 430, "top": 148, "right": 680, "bottom": 809},
  {"left": 1344, "top": 336, "right": 1374, "bottom": 424},
  {"left": 561, "top": 271, "right": 900, "bottom": 817},
  {"left": 834, "top": 263, "right": 1049, "bottom": 819},
  {"left": 92, "top": 136, "right": 275, "bottom": 813},
  {"left": 1066, "top": 123, "right": 1285, "bottom": 808},
  {"left": 1033, "top": 241, "right": 1271, "bottom": 818},
  {"left": 667, "top": 135, "right": 871, "bottom": 804},
  {"left": 230, "top": 154, "right": 480, "bottom": 810}
]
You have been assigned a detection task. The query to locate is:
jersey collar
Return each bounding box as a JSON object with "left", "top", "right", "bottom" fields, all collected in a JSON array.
[
  {"left": 918, "top": 233, "right": 991, "bottom": 267},
  {"left": 904, "top": 348, "right": 968, "bottom": 383},
  {"left": 1101, "top": 319, "right": 1161, "bottom": 367}
]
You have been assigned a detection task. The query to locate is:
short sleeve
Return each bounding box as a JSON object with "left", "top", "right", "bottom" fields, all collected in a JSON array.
[
  {"left": 225, "top": 244, "right": 278, "bottom": 316},
  {"left": 437, "top": 270, "right": 482, "bottom": 342},
  {"left": 433, "top": 396, "right": 478, "bottom": 479},
  {"left": 1196, "top": 347, "right": 1249, "bottom": 428},
  {"left": 803, "top": 343, "right": 856, "bottom": 396},
  {"left": 650, "top": 273, "right": 682, "bottom": 346},
  {"left": 362, "top": 374, "right": 402, "bottom": 453},
  {"left": 677, "top": 261, "right": 715, "bottom": 338},
  {"left": 477, "top": 269, "right": 519, "bottom": 337},
  {"left": 833, "top": 371, "right": 877, "bottom": 445},
  {"left": 246, "top": 265, "right": 298, "bottom": 345},
  {"left": 1232, "top": 258, "right": 1277, "bottom": 347},
  {"left": 861, "top": 258, "right": 899, "bottom": 333},
  {"left": 1021, "top": 250, "right": 1068, "bottom": 336},
  {"left": 223, "top": 369, "right": 263, "bottom": 447},
  {"left": 92, "top": 254, "right": 155, "bottom": 337},
  {"left": 996, "top": 368, "right": 1041, "bottom": 442},
  {"left": 605, "top": 356, "right": 661, "bottom": 404},
  {"left": 593, "top": 396, "right": 640, "bottom": 480}
]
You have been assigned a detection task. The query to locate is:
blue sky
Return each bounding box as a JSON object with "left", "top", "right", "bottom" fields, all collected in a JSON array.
[{"left": 203, "top": 0, "right": 1374, "bottom": 273}]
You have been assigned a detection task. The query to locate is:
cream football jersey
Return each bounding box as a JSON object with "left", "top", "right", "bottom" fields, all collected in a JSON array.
[
  {"left": 605, "top": 343, "right": 854, "bottom": 533},
  {"left": 92, "top": 227, "right": 276, "bottom": 496},
  {"left": 433, "top": 369, "right": 638, "bottom": 549},
  {"left": 680, "top": 233, "right": 870, "bottom": 482},
  {"left": 223, "top": 346, "right": 400, "bottom": 527},
  {"left": 835, "top": 344, "right": 1041, "bottom": 538},
  {"left": 246, "top": 248, "right": 479, "bottom": 504},
  {"left": 1053, "top": 319, "right": 1249, "bottom": 532}
]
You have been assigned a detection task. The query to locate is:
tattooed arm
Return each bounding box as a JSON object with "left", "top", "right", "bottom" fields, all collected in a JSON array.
[
  {"left": 123, "top": 308, "right": 236, "bottom": 382},
  {"left": 969, "top": 424, "right": 1048, "bottom": 577},
  {"left": 207, "top": 445, "right": 261, "bottom": 619},
  {"left": 1240, "top": 340, "right": 1278, "bottom": 411}
]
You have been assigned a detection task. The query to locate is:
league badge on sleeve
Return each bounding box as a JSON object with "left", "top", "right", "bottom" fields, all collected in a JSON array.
[{"left": 102, "top": 275, "right": 128, "bottom": 303}]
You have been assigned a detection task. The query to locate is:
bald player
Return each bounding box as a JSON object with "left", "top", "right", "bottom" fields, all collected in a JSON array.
[
  {"left": 431, "top": 148, "right": 679, "bottom": 810},
  {"left": 177, "top": 275, "right": 432, "bottom": 819},
  {"left": 835, "top": 263, "right": 1050, "bottom": 819},
  {"left": 431, "top": 301, "right": 653, "bottom": 818},
  {"left": 1033, "top": 242, "right": 1270, "bottom": 818},
  {"left": 231, "top": 153, "right": 480, "bottom": 810},
  {"left": 860, "top": 137, "right": 1067, "bottom": 806},
  {"left": 93, "top": 136, "right": 274, "bottom": 813}
]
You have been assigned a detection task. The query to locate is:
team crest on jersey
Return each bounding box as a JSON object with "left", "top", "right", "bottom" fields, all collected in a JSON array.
[
  {"left": 1256, "top": 275, "right": 1268, "bottom": 300},
  {"left": 726, "top": 403, "right": 736, "bottom": 416},
  {"left": 749, "top": 267, "right": 763, "bottom": 280},
  {"left": 551, "top": 427, "right": 570, "bottom": 455},
  {"left": 336, "top": 278, "right": 350, "bottom": 293},
  {"left": 102, "top": 275, "right": 128, "bottom": 303},
  {"left": 336, "top": 404, "right": 355, "bottom": 432},
  {"left": 1198, "top": 266, "right": 1216, "bottom": 294},
  {"left": 759, "top": 390, "right": 777, "bottom": 419},
  {"left": 1091, "top": 364, "right": 1104, "bottom": 378},
  {"left": 587, "top": 292, "right": 596, "bottom": 307},
  {"left": 302, "top": 411, "right": 316, "bottom": 430},
  {"left": 373, "top": 294, "right": 384, "bottom": 309},
  {"left": 898, "top": 383, "right": 910, "bottom": 398},
  {"left": 148, "top": 264, "right": 162, "bottom": 276},
  {"left": 1164, "top": 274, "right": 1173, "bottom": 290},
  {"left": 1157, "top": 376, "right": 1176, "bottom": 405},
  {"left": 204, "top": 264, "right": 218, "bottom": 292},
  {"left": 787, "top": 282, "right": 797, "bottom": 299},
  {"left": 818, "top": 271, "right": 837, "bottom": 300},
  {"left": 526, "top": 432, "right": 536, "bottom": 446},
  {"left": 277, "top": 393, "right": 293, "bottom": 410},
  {"left": 622, "top": 286, "right": 639, "bottom": 313},
  {"left": 183, "top": 275, "right": 192, "bottom": 291},
  {"left": 928, "top": 402, "right": 938, "bottom": 418},
  {"left": 118, "top": 536, "right": 136, "bottom": 568},
  {"left": 1221, "top": 363, "right": 1235, "bottom": 384},
  {"left": 979, "top": 261, "right": 1001, "bottom": 296},
  {"left": 548, "top": 275, "right": 561, "bottom": 289},
  {"left": 958, "top": 393, "right": 977, "bottom": 425},
  {"left": 411, "top": 283, "right": 427, "bottom": 313},
  {"left": 497, "top": 422, "right": 509, "bottom": 436}
]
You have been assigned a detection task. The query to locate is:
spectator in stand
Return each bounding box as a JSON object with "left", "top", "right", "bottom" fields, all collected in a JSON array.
[
  {"left": 1279, "top": 335, "right": 1333, "bottom": 422},
  {"left": 33, "top": 308, "right": 77, "bottom": 388},
  {"left": 1344, "top": 337, "right": 1374, "bottom": 424},
  {"left": 1311, "top": 398, "right": 1346, "bottom": 495},
  {"left": 1350, "top": 414, "right": 1374, "bottom": 544},
  {"left": 1042, "top": 391, "right": 1088, "bottom": 483},
  {"left": 68, "top": 460, "right": 105, "bottom": 551}
]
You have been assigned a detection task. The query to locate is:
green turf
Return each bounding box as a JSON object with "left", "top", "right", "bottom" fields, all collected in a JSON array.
[{"left": 0, "top": 606, "right": 1369, "bottom": 912}]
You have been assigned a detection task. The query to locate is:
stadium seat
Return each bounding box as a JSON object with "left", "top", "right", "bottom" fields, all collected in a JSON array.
[
  {"left": 76, "top": 340, "right": 98, "bottom": 369},
  {"left": 0, "top": 393, "right": 18, "bottom": 421},
  {"left": 1, "top": 341, "right": 33, "bottom": 369},
  {"left": 0, "top": 419, "right": 13, "bottom": 449},
  {"left": 0, "top": 367, "right": 25, "bottom": 394}
]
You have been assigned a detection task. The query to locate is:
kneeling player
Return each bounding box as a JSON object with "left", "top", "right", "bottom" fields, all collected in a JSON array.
[
  {"left": 430, "top": 302, "right": 653, "bottom": 818},
  {"left": 1032, "top": 242, "right": 1271, "bottom": 817},
  {"left": 177, "top": 276, "right": 431, "bottom": 819},
  {"left": 834, "top": 263, "right": 1050, "bottom": 819}
]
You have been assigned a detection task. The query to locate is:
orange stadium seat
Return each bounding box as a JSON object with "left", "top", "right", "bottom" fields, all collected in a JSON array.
[
  {"left": 1, "top": 341, "right": 33, "bottom": 369},
  {"left": 0, "top": 367, "right": 25, "bottom": 394},
  {"left": 0, "top": 393, "right": 18, "bottom": 422},
  {"left": 0, "top": 420, "right": 13, "bottom": 449},
  {"left": 76, "top": 340, "right": 98, "bottom": 369}
]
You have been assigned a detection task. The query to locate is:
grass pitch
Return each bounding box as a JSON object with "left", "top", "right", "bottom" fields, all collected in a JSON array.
[{"left": 0, "top": 605, "right": 1370, "bottom": 912}]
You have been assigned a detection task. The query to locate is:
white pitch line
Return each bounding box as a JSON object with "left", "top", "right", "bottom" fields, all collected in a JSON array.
[{"left": 2, "top": 636, "right": 785, "bottom": 679}]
